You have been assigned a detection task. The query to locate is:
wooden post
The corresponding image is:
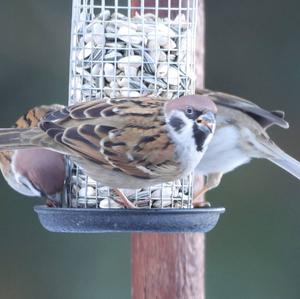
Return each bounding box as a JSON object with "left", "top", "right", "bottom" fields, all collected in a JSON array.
[{"left": 132, "top": 1, "right": 206, "bottom": 298}]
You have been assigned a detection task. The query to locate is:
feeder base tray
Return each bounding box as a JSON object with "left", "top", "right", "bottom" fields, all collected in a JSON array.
[{"left": 34, "top": 206, "right": 225, "bottom": 233}]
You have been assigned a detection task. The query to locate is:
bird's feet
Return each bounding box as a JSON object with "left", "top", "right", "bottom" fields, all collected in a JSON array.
[
  {"left": 46, "top": 199, "right": 58, "bottom": 208},
  {"left": 113, "top": 189, "right": 136, "bottom": 208},
  {"left": 193, "top": 200, "right": 211, "bottom": 208},
  {"left": 192, "top": 186, "right": 210, "bottom": 208}
]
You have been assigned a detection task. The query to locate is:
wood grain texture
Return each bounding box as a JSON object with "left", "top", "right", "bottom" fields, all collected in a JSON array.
[
  {"left": 132, "top": 1, "right": 206, "bottom": 299},
  {"left": 132, "top": 233, "right": 205, "bottom": 299}
]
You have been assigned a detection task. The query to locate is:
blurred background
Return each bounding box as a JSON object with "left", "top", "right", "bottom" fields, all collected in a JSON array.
[{"left": 0, "top": 0, "right": 299, "bottom": 298}]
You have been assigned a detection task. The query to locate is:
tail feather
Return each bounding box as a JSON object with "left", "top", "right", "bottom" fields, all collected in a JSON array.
[
  {"left": 262, "top": 140, "right": 300, "bottom": 180},
  {"left": 0, "top": 128, "right": 43, "bottom": 150}
]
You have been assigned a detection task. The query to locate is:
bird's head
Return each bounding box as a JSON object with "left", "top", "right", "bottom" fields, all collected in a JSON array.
[{"left": 165, "top": 95, "right": 217, "bottom": 153}]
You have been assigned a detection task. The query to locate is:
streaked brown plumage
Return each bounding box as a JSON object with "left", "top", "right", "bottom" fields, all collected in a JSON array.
[
  {"left": 0, "top": 96, "right": 217, "bottom": 207},
  {"left": 0, "top": 105, "right": 66, "bottom": 206},
  {"left": 194, "top": 89, "right": 300, "bottom": 204}
]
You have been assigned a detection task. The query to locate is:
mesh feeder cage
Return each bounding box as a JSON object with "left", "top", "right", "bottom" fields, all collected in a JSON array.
[{"left": 35, "top": 0, "right": 225, "bottom": 233}]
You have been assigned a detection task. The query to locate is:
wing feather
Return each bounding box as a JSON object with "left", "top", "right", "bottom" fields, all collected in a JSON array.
[
  {"left": 39, "top": 97, "right": 179, "bottom": 179},
  {"left": 198, "top": 89, "right": 289, "bottom": 129}
]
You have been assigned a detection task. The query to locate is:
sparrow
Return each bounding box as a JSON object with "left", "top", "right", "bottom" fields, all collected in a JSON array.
[
  {"left": 193, "top": 89, "right": 300, "bottom": 206},
  {"left": 0, "top": 105, "right": 66, "bottom": 207},
  {"left": 0, "top": 95, "right": 217, "bottom": 208}
]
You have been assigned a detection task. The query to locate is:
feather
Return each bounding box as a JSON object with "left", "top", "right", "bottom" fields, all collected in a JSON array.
[
  {"left": 197, "top": 89, "right": 289, "bottom": 129},
  {"left": 258, "top": 138, "right": 300, "bottom": 180},
  {"left": 0, "top": 96, "right": 216, "bottom": 188},
  {"left": 38, "top": 97, "right": 180, "bottom": 179}
]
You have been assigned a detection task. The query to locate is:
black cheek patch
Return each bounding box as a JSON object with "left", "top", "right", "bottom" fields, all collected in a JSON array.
[
  {"left": 169, "top": 116, "right": 185, "bottom": 132},
  {"left": 193, "top": 123, "right": 208, "bottom": 152}
]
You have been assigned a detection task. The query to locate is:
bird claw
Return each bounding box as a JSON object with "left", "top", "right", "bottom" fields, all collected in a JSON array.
[
  {"left": 46, "top": 199, "right": 58, "bottom": 208},
  {"left": 193, "top": 200, "right": 211, "bottom": 209},
  {"left": 114, "top": 197, "right": 136, "bottom": 209},
  {"left": 113, "top": 189, "right": 136, "bottom": 208}
]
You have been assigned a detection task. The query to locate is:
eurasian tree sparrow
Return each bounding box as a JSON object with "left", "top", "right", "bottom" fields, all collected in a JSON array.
[
  {"left": 0, "top": 95, "right": 217, "bottom": 208},
  {"left": 194, "top": 90, "right": 300, "bottom": 205},
  {"left": 0, "top": 105, "right": 66, "bottom": 207}
]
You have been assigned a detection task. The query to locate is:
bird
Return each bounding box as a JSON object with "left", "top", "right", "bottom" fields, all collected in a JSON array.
[
  {"left": 193, "top": 89, "right": 300, "bottom": 206},
  {"left": 0, "top": 95, "right": 217, "bottom": 208},
  {"left": 0, "top": 104, "right": 66, "bottom": 207}
]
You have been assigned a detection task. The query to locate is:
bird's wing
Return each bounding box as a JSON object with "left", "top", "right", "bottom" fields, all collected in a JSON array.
[
  {"left": 40, "top": 97, "right": 178, "bottom": 179},
  {"left": 198, "top": 89, "right": 289, "bottom": 130},
  {"left": 14, "top": 104, "right": 65, "bottom": 129}
]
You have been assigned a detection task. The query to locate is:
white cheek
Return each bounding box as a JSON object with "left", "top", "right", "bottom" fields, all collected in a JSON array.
[{"left": 167, "top": 111, "right": 206, "bottom": 173}]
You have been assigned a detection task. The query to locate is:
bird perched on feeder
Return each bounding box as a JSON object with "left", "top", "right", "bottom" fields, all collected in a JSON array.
[
  {"left": 0, "top": 95, "right": 217, "bottom": 208},
  {"left": 0, "top": 104, "right": 66, "bottom": 207},
  {"left": 193, "top": 89, "right": 300, "bottom": 206}
]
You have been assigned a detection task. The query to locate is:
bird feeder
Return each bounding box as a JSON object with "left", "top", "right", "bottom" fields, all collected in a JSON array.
[{"left": 35, "top": 0, "right": 225, "bottom": 233}]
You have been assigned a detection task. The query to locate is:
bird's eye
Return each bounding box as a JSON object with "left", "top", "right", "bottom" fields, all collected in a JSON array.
[{"left": 186, "top": 106, "right": 193, "bottom": 114}]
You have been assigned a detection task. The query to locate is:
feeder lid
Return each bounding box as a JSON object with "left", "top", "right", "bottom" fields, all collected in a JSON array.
[{"left": 34, "top": 206, "right": 225, "bottom": 233}]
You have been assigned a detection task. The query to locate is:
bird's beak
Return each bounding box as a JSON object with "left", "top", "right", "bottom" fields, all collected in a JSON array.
[{"left": 197, "top": 111, "right": 215, "bottom": 133}]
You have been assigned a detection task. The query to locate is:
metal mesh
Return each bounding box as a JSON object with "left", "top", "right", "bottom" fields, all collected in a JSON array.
[{"left": 67, "top": 0, "right": 198, "bottom": 209}]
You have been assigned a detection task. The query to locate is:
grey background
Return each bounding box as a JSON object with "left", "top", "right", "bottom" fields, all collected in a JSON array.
[{"left": 0, "top": 0, "right": 299, "bottom": 298}]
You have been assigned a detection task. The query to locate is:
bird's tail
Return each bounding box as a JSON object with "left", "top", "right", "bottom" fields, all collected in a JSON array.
[
  {"left": 260, "top": 138, "right": 300, "bottom": 180},
  {"left": 0, "top": 128, "right": 45, "bottom": 150}
]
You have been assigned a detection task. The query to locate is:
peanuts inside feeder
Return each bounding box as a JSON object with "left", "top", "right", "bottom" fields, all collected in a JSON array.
[{"left": 35, "top": 0, "right": 225, "bottom": 233}]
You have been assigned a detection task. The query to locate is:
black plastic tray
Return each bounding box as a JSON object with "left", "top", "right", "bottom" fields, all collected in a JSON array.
[{"left": 34, "top": 206, "right": 225, "bottom": 233}]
